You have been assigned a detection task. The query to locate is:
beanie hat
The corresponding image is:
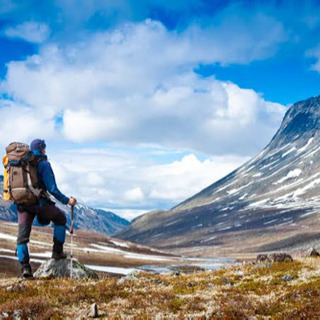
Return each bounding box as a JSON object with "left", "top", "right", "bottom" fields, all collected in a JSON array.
[{"left": 30, "top": 139, "right": 46, "bottom": 151}]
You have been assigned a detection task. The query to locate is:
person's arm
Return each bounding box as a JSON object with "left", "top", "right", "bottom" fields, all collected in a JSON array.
[{"left": 38, "top": 161, "right": 70, "bottom": 205}]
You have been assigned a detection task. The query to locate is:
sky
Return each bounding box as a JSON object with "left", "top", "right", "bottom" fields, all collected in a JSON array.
[{"left": 1, "top": 0, "right": 320, "bottom": 220}]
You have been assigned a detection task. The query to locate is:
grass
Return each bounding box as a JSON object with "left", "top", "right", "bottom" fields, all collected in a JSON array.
[{"left": 1, "top": 258, "right": 320, "bottom": 318}]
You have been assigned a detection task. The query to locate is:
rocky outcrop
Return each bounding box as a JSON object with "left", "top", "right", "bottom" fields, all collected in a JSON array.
[
  {"left": 34, "top": 259, "right": 98, "bottom": 280},
  {"left": 256, "top": 254, "right": 269, "bottom": 263},
  {"left": 256, "top": 253, "right": 293, "bottom": 263},
  {"left": 308, "top": 248, "right": 320, "bottom": 257}
]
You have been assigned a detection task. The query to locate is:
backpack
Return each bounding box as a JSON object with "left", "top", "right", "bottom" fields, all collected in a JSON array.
[{"left": 4, "top": 142, "right": 44, "bottom": 206}]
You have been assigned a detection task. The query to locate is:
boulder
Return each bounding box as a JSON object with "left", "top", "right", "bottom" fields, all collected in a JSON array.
[
  {"left": 89, "top": 303, "right": 99, "bottom": 318},
  {"left": 256, "top": 254, "right": 270, "bottom": 263},
  {"left": 256, "top": 253, "right": 293, "bottom": 263},
  {"left": 34, "top": 259, "right": 98, "bottom": 280},
  {"left": 117, "top": 272, "right": 139, "bottom": 284},
  {"left": 282, "top": 274, "right": 294, "bottom": 281},
  {"left": 308, "top": 248, "right": 320, "bottom": 257},
  {"left": 268, "top": 253, "right": 293, "bottom": 262}
]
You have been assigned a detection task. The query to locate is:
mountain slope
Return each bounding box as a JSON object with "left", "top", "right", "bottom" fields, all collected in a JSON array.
[
  {"left": 0, "top": 176, "right": 129, "bottom": 235},
  {"left": 117, "top": 95, "right": 320, "bottom": 255}
]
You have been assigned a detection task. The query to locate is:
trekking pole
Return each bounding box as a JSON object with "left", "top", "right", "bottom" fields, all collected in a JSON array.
[{"left": 70, "top": 205, "right": 74, "bottom": 279}]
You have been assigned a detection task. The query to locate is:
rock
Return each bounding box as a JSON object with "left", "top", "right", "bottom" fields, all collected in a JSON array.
[
  {"left": 170, "top": 265, "right": 205, "bottom": 274},
  {"left": 257, "top": 253, "right": 293, "bottom": 263},
  {"left": 78, "top": 302, "right": 99, "bottom": 319},
  {"left": 220, "top": 278, "right": 230, "bottom": 285},
  {"left": 117, "top": 273, "right": 139, "bottom": 284},
  {"left": 6, "top": 284, "right": 25, "bottom": 293},
  {"left": 13, "top": 310, "right": 22, "bottom": 319},
  {"left": 268, "top": 253, "right": 293, "bottom": 262},
  {"left": 89, "top": 303, "right": 98, "bottom": 318},
  {"left": 282, "top": 274, "right": 294, "bottom": 281},
  {"left": 256, "top": 254, "right": 270, "bottom": 263},
  {"left": 33, "top": 259, "right": 98, "bottom": 280},
  {"left": 308, "top": 248, "right": 320, "bottom": 257},
  {"left": 151, "top": 279, "right": 162, "bottom": 285}
]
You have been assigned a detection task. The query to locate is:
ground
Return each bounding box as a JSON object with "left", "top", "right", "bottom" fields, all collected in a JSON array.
[
  {"left": 0, "top": 220, "right": 182, "bottom": 278},
  {"left": 1, "top": 258, "right": 320, "bottom": 319}
]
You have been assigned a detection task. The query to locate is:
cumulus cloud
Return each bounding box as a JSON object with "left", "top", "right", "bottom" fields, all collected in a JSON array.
[
  {"left": 4, "top": 21, "right": 50, "bottom": 43},
  {"left": 0, "top": 100, "right": 56, "bottom": 149},
  {"left": 124, "top": 187, "right": 144, "bottom": 202},
  {"left": 0, "top": 18, "right": 287, "bottom": 216},
  {"left": 1, "top": 19, "right": 286, "bottom": 156},
  {"left": 49, "top": 147, "right": 250, "bottom": 216},
  {"left": 63, "top": 109, "right": 121, "bottom": 142},
  {"left": 144, "top": 153, "right": 250, "bottom": 202}
]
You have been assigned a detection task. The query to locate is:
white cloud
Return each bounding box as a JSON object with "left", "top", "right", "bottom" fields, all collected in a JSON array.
[
  {"left": 63, "top": 109, "right": 121, "bottom": 142},
  {"left": 4, "top": 21, "right": 50, "bottom": 43},
  {"left": 183, "top": 13, "right": 286, "bottom": 65},
  {"left": 0, "top": 100, "right": 56, "bottom": 150},
  {"left": 86, "top": 172, "right": 105, "bottom": 187},
  {"left": 145, "top": 153, "right": 249, "bottom": 202},
  {"left": 0, "top": 18, "right": 287, "bottom": 216},
  {"left": 1, "top": 19, "right": 285, "bottom": 156},
  {"left": 124, "top": 187, "right": 144, "bottom": 202},
  {"left": 103, "top": 208, "right": 148, "bottom": 221},
  {"left": 49, "top": 147, "right": 249, "bottom": 215}
]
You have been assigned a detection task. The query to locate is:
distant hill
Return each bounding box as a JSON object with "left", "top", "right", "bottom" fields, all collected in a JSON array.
[
  {"left": 0, "top": 176, "right": 129, "bottom": 235},
  {"left": 117, "top": 95, "right": 320, "bottom": 256}
]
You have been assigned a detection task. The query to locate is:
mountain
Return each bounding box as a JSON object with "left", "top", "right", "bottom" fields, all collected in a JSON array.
[
  {"left": 117, "top": 95, "right": 320, "bottom": 256},
  {"left": 0, "top": 176, "right": 129, "bottom": 235}
]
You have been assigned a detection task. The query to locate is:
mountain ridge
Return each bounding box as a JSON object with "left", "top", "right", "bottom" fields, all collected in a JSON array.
[
  {"left": 117, "top": 94, "right": 320, "bottom": 255},
  {"left": 0, "top": 175, "right": 129, "bottom": 235}
]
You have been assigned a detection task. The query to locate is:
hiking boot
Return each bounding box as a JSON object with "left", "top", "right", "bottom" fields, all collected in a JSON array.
[
  {"left": 52, "top": 251, "right": 67, "bottom": 260},
  {"left": 21, "top": 263, "right": 33, "bottom": 279}
]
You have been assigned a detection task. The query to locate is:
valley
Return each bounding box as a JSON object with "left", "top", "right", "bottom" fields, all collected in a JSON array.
[{"left": 0, "top": 220, "right": 232, "bottom": 278}]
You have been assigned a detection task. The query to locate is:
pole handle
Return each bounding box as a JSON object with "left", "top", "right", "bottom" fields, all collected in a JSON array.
[{"left": 70, "top": 205, "right": 74, "bottom": 234}]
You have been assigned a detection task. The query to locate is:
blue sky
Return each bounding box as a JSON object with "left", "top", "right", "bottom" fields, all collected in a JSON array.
[{"left": 0, "top": 0, "right": 320, "bottom": 219}]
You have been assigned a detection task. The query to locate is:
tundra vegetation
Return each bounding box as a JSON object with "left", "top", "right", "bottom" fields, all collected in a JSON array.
[{"left": 1, "top": 258, "right": 320, "bottom": 318}]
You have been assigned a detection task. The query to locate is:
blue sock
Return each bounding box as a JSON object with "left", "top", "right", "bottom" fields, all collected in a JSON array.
[
  {"left": 17, "top": 244, "right": 29, "bottom": 264},
  {"left": 53, "top": 225, "right": 66, "bottom": 244}
]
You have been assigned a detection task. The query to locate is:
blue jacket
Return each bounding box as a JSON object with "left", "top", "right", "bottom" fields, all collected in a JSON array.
[{"left": 33, "top": 151, "right": 69, "bottom": 206}]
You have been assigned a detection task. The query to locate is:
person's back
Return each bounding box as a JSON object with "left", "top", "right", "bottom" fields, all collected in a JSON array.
[
  {"left": 31, "top": 147, "right": 69, "bottom": 206},
  {"left": 16, "top": 139, "right": 76, "bottom": 278}
]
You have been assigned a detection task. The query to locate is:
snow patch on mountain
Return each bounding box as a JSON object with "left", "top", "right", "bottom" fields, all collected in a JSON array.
[
  {"left": 274, "top": 169, "right": 302, "bottom": 185},
  {"left": 117, "top": 95, "right": 320, "bottom": 250}
]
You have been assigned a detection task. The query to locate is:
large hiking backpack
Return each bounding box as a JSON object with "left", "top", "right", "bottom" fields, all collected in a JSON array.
[{"left": 5, "top": 142, "right": 44, "bottom": 206}]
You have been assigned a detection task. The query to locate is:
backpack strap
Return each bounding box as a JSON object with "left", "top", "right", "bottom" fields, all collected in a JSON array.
[{"left": 32, "top": 157, "right": 50, "bottom": 200}]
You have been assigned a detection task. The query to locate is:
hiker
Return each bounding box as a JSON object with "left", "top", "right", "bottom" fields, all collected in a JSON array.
[{"left": 13, "top": 139, "right": 76, "bottom": 278}]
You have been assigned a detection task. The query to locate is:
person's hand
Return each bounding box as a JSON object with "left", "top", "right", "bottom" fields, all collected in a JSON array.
[{"left": 68, "top": 197, "right": 77, "bottom": 206}]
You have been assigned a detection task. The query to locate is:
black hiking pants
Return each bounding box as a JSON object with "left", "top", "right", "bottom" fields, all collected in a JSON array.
[{"left": 17, "top": 203, "right": 67, "bottom": 264}]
